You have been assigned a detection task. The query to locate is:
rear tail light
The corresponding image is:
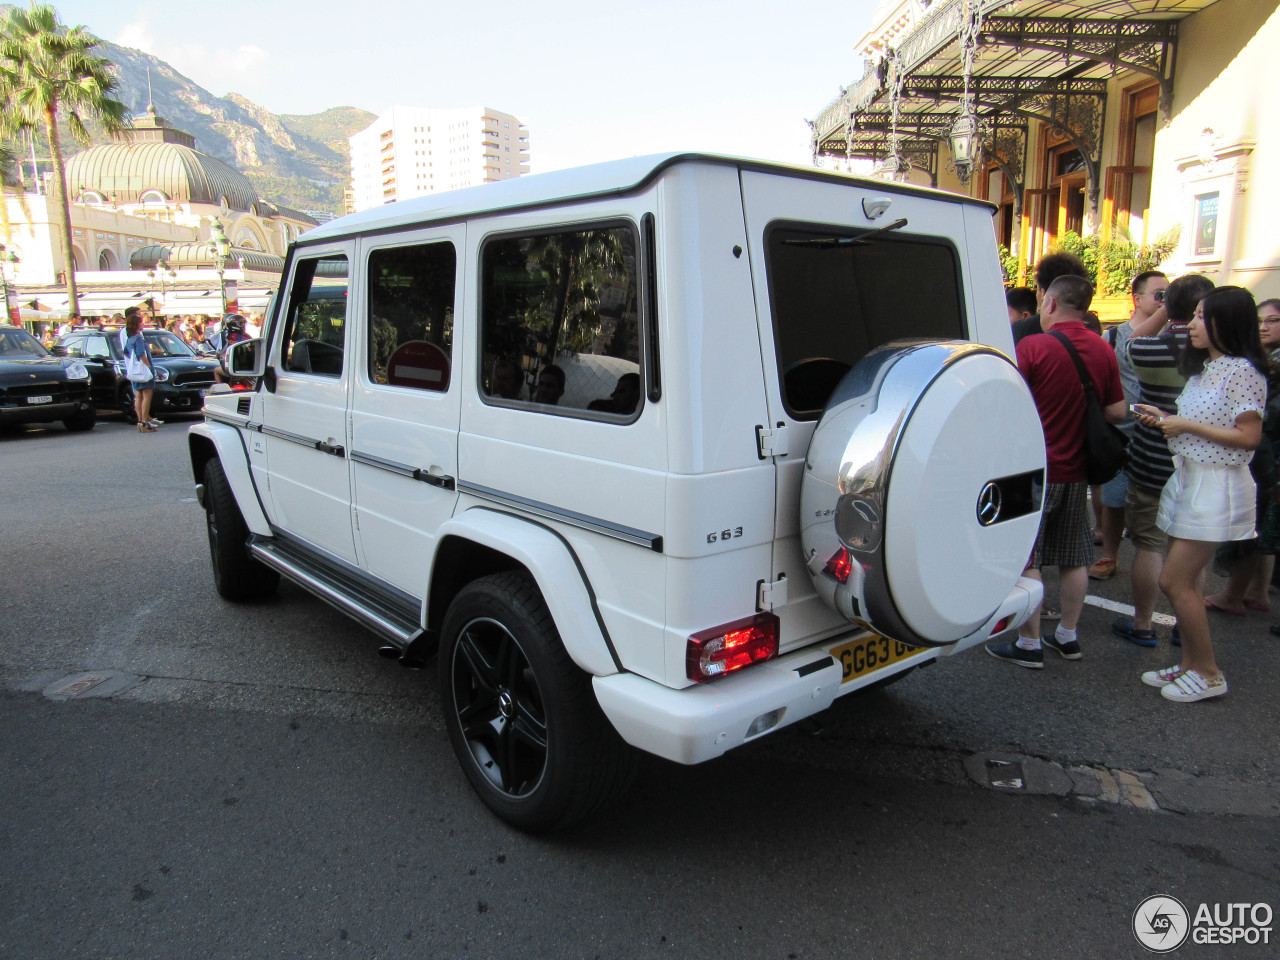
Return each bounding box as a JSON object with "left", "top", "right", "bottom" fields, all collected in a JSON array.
[
  {"left": 823, "top": 547, "right": 853, "bottom": 584},
  {"left": 990, "top": 614, "right": 1014, "bottom": 636},
  {"left": 686, "top": 613, "right": 780, "bottom": 682}
]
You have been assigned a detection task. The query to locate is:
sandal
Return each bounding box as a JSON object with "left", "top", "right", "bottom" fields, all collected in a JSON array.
[
  {"left": 137, "top": 422, "right": 157, "bottom": 433},
  {"left": 1040, "top": 606, "right": 1061, "bottom": 621},
  {"left": 1088, "top": 557, "right": 1117, "bottom": 580},
  {"left": 1245, "top": 600, "right": 1270, "bottom": 612},
  {"left": 1112, "top": 616, "right": 1159, "bottom": 648},
  {"left": 1204, "top": 596, "right": 1246, "bottom": 617}
]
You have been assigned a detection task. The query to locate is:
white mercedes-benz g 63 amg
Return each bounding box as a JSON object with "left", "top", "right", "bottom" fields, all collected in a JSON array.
[{"left": 191, "top": 154, "right": 1046, "bottom": 831}]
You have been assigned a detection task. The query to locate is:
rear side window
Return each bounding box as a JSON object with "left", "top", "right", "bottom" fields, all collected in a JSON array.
[
  {"left": 280, "top": 255, "right": 348, "bottom": 378},
  {"left": 367, "top": 242, "right": 456, "bottom": 393},
  {"left": 479, "top": 224, "right": 642, "bottom": 418},
  {"left": 766, "top": 225, "right": 966, "bottom": 419}
]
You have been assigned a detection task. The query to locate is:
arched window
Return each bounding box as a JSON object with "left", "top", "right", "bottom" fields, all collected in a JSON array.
[
  {"left": 78, "top": 190, "right": 106, "bottom": 204},
  {"left": 140, "top": 189, "right": 168, "bottom": 204},
  {"left": 98, "top": 248, "right": 118, "bottom": 270}
]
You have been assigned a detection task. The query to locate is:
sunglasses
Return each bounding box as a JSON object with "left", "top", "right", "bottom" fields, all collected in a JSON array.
[{"left": 1152, "top": 290, "right": 1166, "bottom": 302}]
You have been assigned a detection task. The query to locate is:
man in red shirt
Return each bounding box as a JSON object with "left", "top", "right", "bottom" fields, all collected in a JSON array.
[{"left": 988, "top": 275, "right": 1128, "bottom": 668}]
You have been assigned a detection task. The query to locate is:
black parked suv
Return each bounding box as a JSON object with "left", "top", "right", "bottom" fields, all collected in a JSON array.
[
  {"left": 0, "top": 325, "right": 95, "bottom": 431},
  {"left": 55, "top": 328, "right": 221, "bottom": 423}
]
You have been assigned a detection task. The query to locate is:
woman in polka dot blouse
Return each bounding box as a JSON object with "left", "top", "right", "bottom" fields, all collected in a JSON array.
[{"left": 1132, "top": 286, "right": 1271, "bottom": 703}]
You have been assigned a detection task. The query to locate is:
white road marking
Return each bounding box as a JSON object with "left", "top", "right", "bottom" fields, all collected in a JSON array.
[{"left": 1083, "top": 594, "right": 1177, "bottom": 626}]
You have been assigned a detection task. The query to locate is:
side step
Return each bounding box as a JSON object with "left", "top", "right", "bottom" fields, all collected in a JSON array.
[{"left": 249, "top": 535, "right": 423, "bottom": 649}]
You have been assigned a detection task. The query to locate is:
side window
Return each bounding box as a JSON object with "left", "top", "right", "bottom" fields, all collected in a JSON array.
[
  {"left": 64, "top": 337, "right": 87, "bottom": 357},
  {"left": 85, "top": 335, "right": 111, "bottom": 358},
  {"left": 367, "top": 241, "right": 456, "bottom": 392},
  {"left": 280, "top": 254, "right": 348, "bottom": 378},
  {"left": 480, "top": 224, "right": 642, "bottom": 417},
  {"left": 765, "top": 225, "right": 966, "bottom": 419}
]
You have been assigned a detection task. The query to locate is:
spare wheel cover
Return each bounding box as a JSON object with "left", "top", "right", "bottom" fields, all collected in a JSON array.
[{"left": 800, "top": 341, "right": 1046, "bottom": 646}]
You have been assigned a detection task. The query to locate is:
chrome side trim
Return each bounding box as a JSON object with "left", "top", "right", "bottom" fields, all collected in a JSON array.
[
  {"left": 458, "top": 481, "right": 663, "bottom": 552},
  {"left": 260, "top": 424, "right": 345, "bottom": 458},
  {"left": 350, "top": 450, "right": 455, "bottom": 490}
]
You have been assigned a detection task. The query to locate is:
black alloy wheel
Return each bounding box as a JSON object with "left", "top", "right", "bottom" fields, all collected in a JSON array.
[
  {"left": 452, "top": 615, "right": 549, "bottom": 798},
  {"left": 439, "top": 572, "right": 635, "bottom": 832}
]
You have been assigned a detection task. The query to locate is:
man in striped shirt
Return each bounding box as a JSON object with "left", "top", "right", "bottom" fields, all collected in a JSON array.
[{"left": 1111, "top": 274, "right": 1215, "bottom": 646}]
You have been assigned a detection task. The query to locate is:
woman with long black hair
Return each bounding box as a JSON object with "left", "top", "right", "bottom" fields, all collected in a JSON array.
[{"left": 1133, "top": 286, "right": 1270, "bottom": 702}]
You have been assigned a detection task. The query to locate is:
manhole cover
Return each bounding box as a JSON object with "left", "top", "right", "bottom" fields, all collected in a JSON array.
[{"left": 44, "top": 671, "right": 142, "bottom": 701}]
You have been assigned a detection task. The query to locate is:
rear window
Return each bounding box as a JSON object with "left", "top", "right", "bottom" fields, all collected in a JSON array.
[{"left": 765, "top": 224, "right": 966, "bottom": 419}]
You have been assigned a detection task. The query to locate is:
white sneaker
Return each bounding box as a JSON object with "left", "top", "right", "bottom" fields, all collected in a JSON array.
[
  {"left": 1141, "top": 665, "right": 1185, "bottom": 688},
  {"left": 1161, "top": 669, "right": 1228, "bottom": 702}
]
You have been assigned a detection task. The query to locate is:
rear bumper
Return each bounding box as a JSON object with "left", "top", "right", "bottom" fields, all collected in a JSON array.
[
  {"left": 594, "top": 649, "right": 844, "bottom": 765},
  {"left": 939, "top": 574, "right": 1044, "bottom": 657},
  {"left": 593, "top": 577, "right": 1042, "bottom": 765}
]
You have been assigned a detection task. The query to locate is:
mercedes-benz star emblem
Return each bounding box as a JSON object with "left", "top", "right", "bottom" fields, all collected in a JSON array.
[{"left": 977, "top": 481, "right": 1002, "bottom": 526}]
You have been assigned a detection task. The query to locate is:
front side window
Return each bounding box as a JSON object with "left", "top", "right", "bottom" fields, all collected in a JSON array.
[
  {"left": 480, "top": 224, "right": 641, "bottom": 417},
  {"left": 280, "top": 255, "right": 349, "bottom": 378},
  {"left": 766, "top": 225, "right": 966, "bottom": 419},
  {"left": 367, "top": 242, "right": 456, "bottom": 393}
]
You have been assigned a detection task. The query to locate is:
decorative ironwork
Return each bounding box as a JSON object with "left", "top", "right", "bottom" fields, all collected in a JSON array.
[
  {"left": 980, "top": 17, "right": 1176, "bottom": 79},
  {"left": 874, "top": 51, "right": 911, "bottom": 182}
]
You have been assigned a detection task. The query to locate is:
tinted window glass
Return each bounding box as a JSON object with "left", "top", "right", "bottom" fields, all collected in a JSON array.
[
  {"left": 85, "top": 335, "right": 112, "bottom": 358},
  {"left": 766, "top": 225, "right": 966, "bottom": 419},
  {"left": 367, "top": 242, "right": 456, "bottom": 392},
  {"left": 281, "top": 255, "right": 348, "bottom": 378},
  {"left": 480, "top": 225, "right": 641, "bottom": 417}
]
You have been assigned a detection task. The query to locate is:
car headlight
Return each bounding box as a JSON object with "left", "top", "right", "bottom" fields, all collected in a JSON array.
[
  {"left": 65, "top": 362, "right": 89, "bottom": 380},
  {"left": 153, "top": 366, "right": 170, "bottom": 382}
]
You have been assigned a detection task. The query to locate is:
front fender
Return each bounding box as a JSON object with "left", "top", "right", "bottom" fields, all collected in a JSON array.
[
  {"left": 188, "top": 422, "right": 271, "bottom": 536},
  {"left": 432, "top": 508, "right": 621, "bottom": 678}
]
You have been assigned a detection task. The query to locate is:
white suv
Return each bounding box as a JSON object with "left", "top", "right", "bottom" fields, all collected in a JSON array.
[{"left": 191, "top": 154, "right": 1046, "bottom": 831}]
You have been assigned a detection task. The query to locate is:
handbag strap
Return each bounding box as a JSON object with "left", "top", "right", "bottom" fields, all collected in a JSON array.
[{"left": 1048, "top": 329, "right": 1100, "bottom": 397}]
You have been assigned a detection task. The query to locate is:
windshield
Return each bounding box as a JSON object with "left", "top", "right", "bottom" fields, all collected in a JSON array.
[
  {"left": 0, "top": 328, "right": 50, "bottom": 358},
  {"left": 143, "top": 330, "right": 197, "bottom": 357}
]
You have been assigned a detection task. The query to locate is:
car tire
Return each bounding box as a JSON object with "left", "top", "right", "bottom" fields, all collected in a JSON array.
[
  {"left": 62, "top": 405, "right": 96, "bottom": 432},
  {"left": 439, "top": 571, "right": 636, "bottom": 833},
  {"left": 118, "top": 384, "right": 138, "bottom": 424},
  {"left": 203, "top": 458, "right": 280, "bottom": 602}
]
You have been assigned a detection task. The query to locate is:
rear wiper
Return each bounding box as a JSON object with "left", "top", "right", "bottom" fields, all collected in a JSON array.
[{"left": 782, "top": 218, "right": 909, "bottom": 247}]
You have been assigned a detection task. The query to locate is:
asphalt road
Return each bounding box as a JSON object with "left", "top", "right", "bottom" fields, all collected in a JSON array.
[{"left": 2, "top": 415, "right": 1278, "bottom": 960}]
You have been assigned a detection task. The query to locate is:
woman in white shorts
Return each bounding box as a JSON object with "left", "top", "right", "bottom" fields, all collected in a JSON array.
[{"left": 1134, "top": 286, "right": 1269, "bottom": 703}]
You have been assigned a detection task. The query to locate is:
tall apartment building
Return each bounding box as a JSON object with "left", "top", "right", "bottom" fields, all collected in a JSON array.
[{"left": 348, "top": 106, "right": 530, "bottom": 211}]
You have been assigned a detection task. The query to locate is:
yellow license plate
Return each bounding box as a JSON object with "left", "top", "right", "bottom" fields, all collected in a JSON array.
[{"left": 830, "top": 633, "right": 922, "bottom": 684}]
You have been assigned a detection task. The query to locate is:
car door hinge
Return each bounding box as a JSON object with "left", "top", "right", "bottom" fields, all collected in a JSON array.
[
  {"left": 755, "top": 422, "right": 790, "bottom": 460},
  {"left": 757, "top": 575, "right": 788, "bottom": 611}
]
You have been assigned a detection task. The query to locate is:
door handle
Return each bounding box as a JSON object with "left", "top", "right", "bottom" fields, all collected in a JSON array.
[{"left": 315, "top": 439, "right": 346, "bottom": 457}]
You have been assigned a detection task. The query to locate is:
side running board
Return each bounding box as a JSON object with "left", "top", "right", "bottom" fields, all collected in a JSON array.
[{"left": 249, "top": 535, "right": 423, "bottom": 648}]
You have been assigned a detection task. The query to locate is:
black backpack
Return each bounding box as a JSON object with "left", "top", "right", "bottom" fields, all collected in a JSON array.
[{"left": 1049, "top": 331, "right": 1129, "bottom": 484}]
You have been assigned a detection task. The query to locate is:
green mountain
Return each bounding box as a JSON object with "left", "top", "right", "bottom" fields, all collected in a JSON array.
[{"left": 0, "top": 6, "right": 374, "bottom": 218}]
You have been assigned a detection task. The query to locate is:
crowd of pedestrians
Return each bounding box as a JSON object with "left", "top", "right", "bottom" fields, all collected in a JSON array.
[{"left": 992, "top": 256, "right": 1277, "bottom": 706}]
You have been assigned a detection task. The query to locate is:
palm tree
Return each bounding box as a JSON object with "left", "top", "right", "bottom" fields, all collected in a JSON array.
[{"left": 0, "top": 4, "right": 127, "bottom": 319}]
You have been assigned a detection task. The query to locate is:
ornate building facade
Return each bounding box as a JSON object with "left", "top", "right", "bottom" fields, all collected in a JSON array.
[
  {"left": 810, "top": 0, "right": 1279, "bottom": 298},
  {"left": 1, "top": 105, "right": 316, "bottom": 320}
]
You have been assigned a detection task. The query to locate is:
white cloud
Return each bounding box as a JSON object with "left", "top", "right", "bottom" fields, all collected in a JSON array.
[{"left": 112, "top": 20, "right": 272, "bottom": 98}]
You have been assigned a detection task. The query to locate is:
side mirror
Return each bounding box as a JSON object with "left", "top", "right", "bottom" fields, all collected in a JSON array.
[
  {"left": 49, "top": 345, "right": 68, "bottom": 357},
  {"left": 225, "top": 338, "right": 264, "bottom": 378}
]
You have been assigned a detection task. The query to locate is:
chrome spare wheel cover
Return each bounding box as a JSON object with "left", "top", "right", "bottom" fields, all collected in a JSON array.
[{"left": 800, "top": 341, "right": 1047, "bottom": 647}]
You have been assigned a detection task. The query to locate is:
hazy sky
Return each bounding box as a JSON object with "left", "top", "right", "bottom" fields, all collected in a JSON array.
[{"left": 52, "top": 0, "right": 880, "bottom": 172}]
